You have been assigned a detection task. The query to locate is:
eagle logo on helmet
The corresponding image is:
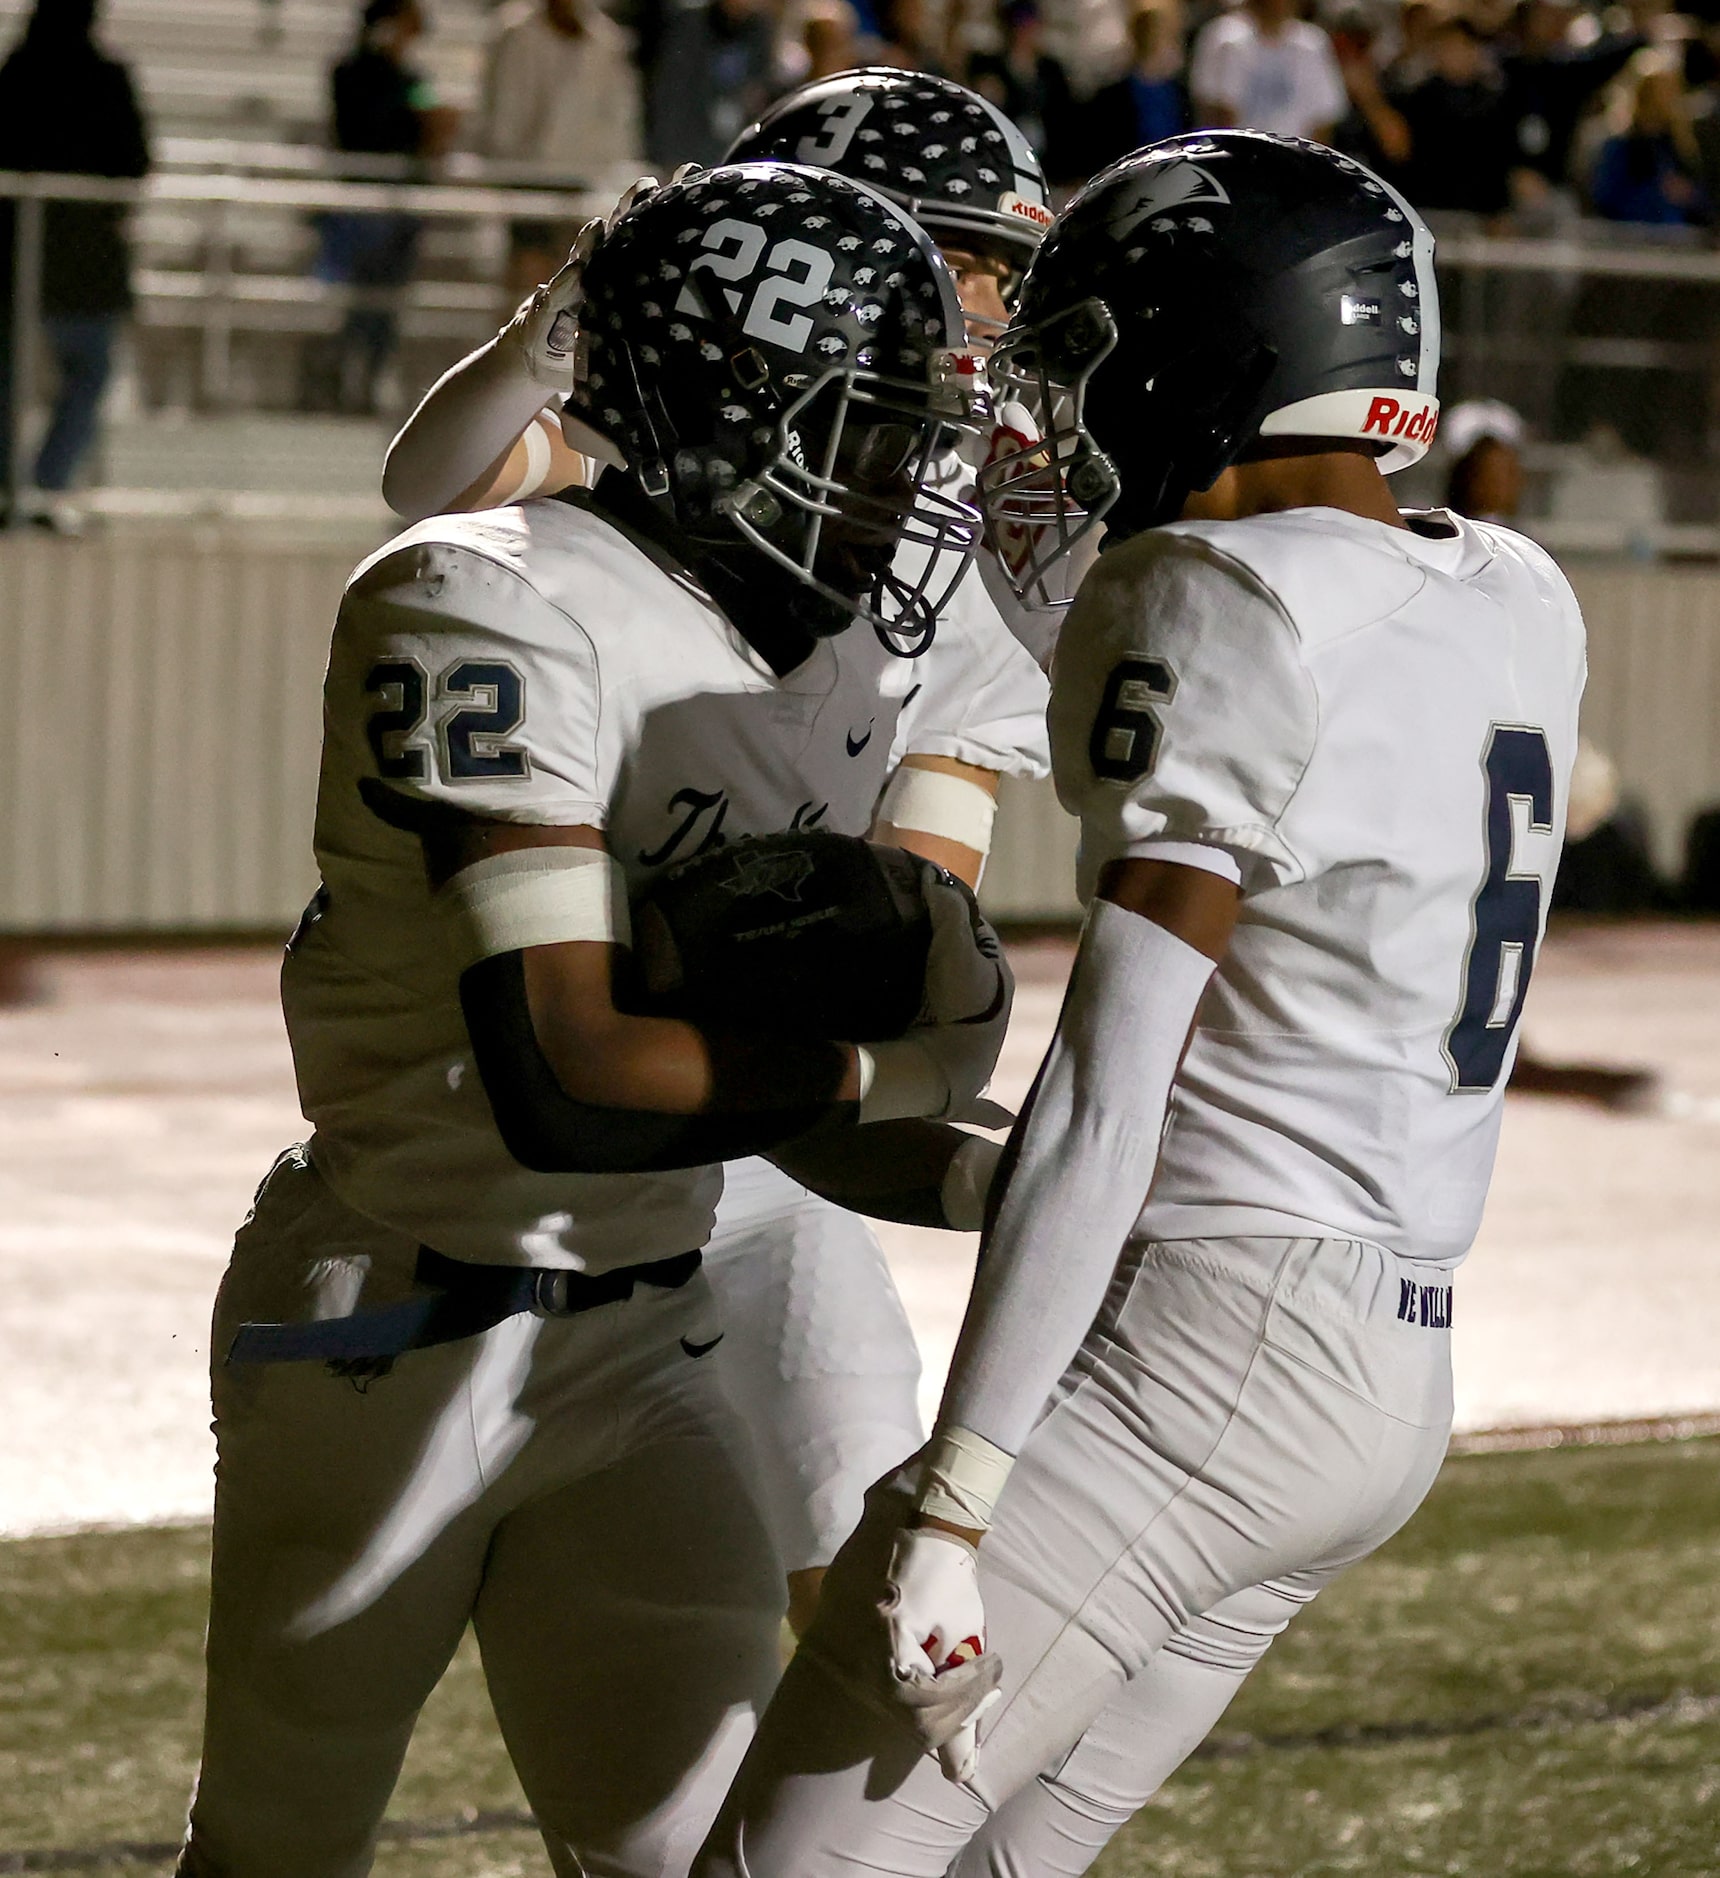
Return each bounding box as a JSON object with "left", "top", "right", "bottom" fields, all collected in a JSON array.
[{"left": 1114, "top": 157, "right": 1231, "bottom": 240}]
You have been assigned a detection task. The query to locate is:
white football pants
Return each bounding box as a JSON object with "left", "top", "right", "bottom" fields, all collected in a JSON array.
[
  {"left": 178, "top": 1148, "right": 781, "bottom": 1878},
  {"left": 704, "top": 1159, "right": 924, "bottom": 1576},
  {"left": 695, "top": 1233, "right": 1455, "bottom": 1878}
]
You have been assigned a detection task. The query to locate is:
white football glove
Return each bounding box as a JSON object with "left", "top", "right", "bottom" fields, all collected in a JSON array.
[
  {"left": 500, "top": 222, "right": 600, "bottom": 394},
  {"left": 499, "top": 174, "right": 671, "bottom": 393},
  {"left": 860, "top": 872, "right": 1013, "bottom": 1125},
  {"left": 882, "top": 1526, "right": 1004, "bottom": 1783}
]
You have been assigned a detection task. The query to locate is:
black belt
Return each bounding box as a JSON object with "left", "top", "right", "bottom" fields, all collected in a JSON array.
[{"left": 226, "top": 1246, "right": 703, "bottom": 1367}]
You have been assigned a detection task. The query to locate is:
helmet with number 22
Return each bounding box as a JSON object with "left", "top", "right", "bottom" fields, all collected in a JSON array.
[{"left": 568, "top": 161, "right": 983, "bottom": 649}]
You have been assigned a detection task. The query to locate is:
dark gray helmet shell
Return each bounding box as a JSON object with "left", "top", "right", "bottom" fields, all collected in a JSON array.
[
  {"left": 570, "top": 161, "right": 980, "bottom": 643},
  {"left": 1007, "top": 132, "right": 1440, "bottom": 537},
  {"left": 729, "top": 69, "right": 1052, "bottom": 266}
]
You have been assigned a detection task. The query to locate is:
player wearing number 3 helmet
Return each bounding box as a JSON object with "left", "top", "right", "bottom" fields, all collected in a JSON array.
[
  {"left": 174, "top": 164, "right": 1019, "bottom": 1878},
  {"left": 694, "top": 133, "right": 1588, "bottom": 1878}
]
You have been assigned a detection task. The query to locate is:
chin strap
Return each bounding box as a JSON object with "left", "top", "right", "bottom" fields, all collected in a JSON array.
[{"left": 871, "top": 566, "right": 939, "bottom": 659}]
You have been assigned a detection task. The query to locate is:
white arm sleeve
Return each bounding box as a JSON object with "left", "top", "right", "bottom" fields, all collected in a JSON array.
[
  {"left": 382, "top": 337, "right": 557, "bottom": 523},
  {"left": 936, "top": 898, "right": 1216, "bottom": 1453}
]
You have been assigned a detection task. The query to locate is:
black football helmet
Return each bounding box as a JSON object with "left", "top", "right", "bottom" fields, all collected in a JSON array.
[
  {"left": 567, "top": 162, "right": 984, "bottom": 651},
  {"left": 728, "top": 69, "right": 1052, "bottom": 282},
  {"left": 981, "top": 132, "right": 1441, "bottom": 607}
]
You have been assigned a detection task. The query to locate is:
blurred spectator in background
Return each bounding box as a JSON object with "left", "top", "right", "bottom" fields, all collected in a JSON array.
[
  {"left": 637, "top": 0, "right": 774, "bottom": 170},
  {"left": 1328, "top": 4, "right": 1412, "bottom": 168},
  {"left": 1443, "top": 396, "right": 1527, "bottom": 518},
  {"left": 1189, "top": 0, "right": 1347, "bottom": 139},
  {"left": 968, "top": 0, "right": 1079, "bottom": 180},
  {"left": 1083, "top": 2, "right": 1190, "bottom": 175},
  {"left": 1502, "top": 0, "right": 1641, "bottom": 220},
  {"left": 1386, "top": 0, "right": 1445, "bottom": 90},
  {"left": 1395, "top": 15, "right": 1518, "bottom": 218},
  {"left": 482, "top": 0, "right": 641, "bottom": 181},
  {"left": 0, "top": 0, "right": 149, "bottom": 524},
  {"left": 332, "top": 0, "right": 457, "bottom": 157},
  {"left": 864, "top": 0, "right": 951, "bottom": 73},
  {"left": 480, "top": 0, "right": 640, "bottom": 289},
  {"left": 796, "top": 0, "right": 862, "bottom": 81},
  {"left": 1590, "top": 54, "right": 1709, "bottom": 222},
  {"left": 311, "top": 0, "right": 457, "bottom": 414}
]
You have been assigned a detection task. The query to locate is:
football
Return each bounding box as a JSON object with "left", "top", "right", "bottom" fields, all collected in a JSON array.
[{"left": 630, "top": 830, "right": 937, "bottom": 1042}]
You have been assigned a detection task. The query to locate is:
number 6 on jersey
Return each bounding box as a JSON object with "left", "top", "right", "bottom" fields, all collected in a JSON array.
[{"left": 1445, "top": 724, "right": 1556, "bottom": 1091}]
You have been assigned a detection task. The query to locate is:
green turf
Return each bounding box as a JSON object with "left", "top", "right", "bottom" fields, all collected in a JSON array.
[{"left": 1, "top": 1439, "right": 1716, "bottom": 1874}]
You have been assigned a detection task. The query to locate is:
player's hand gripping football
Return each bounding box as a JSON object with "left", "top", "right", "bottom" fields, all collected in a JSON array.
[{"left": 880, "top": 1525, "right": 1003, "bottom": 1784}]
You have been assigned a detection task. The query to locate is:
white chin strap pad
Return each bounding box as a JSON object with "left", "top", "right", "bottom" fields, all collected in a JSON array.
[
  {"left": 879, "top": 766, "right": 998, "bottom": 855},
  {"left": 437, "top": 845, "right": 630, "bottom": 970}
]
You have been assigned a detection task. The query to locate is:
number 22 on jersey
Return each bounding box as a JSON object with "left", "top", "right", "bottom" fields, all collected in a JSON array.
[{"left": 1444, "top": 724, "right": 1556, "bottom": 1092}]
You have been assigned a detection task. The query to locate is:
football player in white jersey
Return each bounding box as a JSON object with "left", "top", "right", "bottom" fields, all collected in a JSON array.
[
  {"left": 175, "top": 163, "right": 1021, "bottom": 1878},
  {"left": 692, "top": 132, "right": 1588, "bottom": 1878},
  {"left": 381, "top": 70, "right": 1068, "bottom": 662},
  {"left": 375, "top": 71, "right": 1057, "bottom": 1640}
]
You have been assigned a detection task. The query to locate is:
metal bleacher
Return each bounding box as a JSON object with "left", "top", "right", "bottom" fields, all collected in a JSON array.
[
  {"left": 0, "top": 0, "right": 492, "bottom": 143},
  {"left": 0, "top": 0, "right": 606, "bottom": 506}
]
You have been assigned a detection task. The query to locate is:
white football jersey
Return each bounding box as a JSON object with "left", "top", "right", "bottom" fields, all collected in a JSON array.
[
  {"left": 1051, "top": 506, "right": 1587, "bottom": 1266},
  {"left": 286, "top": 496, "right": 964, "bottom": 1273},
  {"left": 886, "top": 543, "right": 1051, "bottom": 783}
]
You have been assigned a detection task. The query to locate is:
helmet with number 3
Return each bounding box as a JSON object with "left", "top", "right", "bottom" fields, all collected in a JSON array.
[
  {"left": 567, "top": 161, "right": 983, "bottom": 650},
  {"left": 728, "top": 70, "right": 1052, "bottom": 276}
]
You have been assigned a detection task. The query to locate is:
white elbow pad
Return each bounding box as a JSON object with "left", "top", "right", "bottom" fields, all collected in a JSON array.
[
  {"left": 437, "top": 846, "right": 630, "bottom": 969},
  {"left": 493, "top": 412, "right": 557, "bottom": 506},
  {"left": 880, "top": 766, "right": 998, "bottom": 856}
]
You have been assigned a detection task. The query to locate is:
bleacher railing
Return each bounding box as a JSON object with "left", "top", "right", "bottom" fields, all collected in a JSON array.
[
  {"left": 3, "top": 161, "right": 604, "bottom": 515},
  {"left": 7, "top": 169, "right": 1720, "bottom": 545}
]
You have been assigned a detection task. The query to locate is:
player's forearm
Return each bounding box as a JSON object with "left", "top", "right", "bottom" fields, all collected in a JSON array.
[
  {"left": 462, "top": 949, "right": 862, "bottom": 1174},
  {"left": 382, "top": 335, "right": 554, "bottom": 520},
  {"left": 935, "top": 898, "right": 1218, "bottom": 1454},
  {"left": 523, "top": 951, "right": 863, "bottom": 1115},
  {"left": 771, "top": 1121, "right": 1001, "bottom": 1229}
]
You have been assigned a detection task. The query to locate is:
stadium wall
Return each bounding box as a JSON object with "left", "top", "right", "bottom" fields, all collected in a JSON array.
[{"left": 1, "top": 531, "right": 1717, "bottom": 929}]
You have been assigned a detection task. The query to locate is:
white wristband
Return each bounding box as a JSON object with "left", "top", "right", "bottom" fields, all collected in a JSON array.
[
  {"left": 917, "top": 1424, "right": 1015, "bottom": 1533},
  {"left": 856, "top": 1037, "right": 950, "bottom": 1123},
  {"left": 880, "top": 766, "right": 998, "bottom": 856}
]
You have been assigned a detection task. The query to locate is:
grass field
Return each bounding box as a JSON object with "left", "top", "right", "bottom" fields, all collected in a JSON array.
[{"left": 2, "top": 1439, "right": 1717, "bottom": 1877}]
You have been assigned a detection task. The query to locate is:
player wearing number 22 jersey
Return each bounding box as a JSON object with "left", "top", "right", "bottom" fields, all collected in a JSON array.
[
  {"left": 176, "top": 165, "right": 1022, "bottom": 1878},
  {"left": 696, "top": 134, "right": 1585, "bottom": 1878}
]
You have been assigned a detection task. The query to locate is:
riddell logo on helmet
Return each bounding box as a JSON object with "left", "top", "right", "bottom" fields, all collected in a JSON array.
[
  {"left": 1362, "top": 395, "right": 1438, "bottom": 445},
  {"left": 1001, "top": 192, "right": 1054, "bottom": 228}
]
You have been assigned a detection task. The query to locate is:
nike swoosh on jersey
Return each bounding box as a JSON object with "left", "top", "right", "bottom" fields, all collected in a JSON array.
[
  {"left": 846, "top": 723, "right": 874, "bottom": 757},
  {"left": 680, "top": 1333, "right": 724, "bottom": 1359}
]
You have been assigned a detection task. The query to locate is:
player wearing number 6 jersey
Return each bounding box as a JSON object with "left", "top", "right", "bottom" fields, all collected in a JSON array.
[{"left": 695, "top": 132, "right": 1587, "bottom": 1878}]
